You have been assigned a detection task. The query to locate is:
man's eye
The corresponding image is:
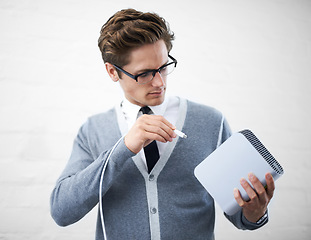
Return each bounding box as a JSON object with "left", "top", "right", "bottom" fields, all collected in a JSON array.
[
  {"left": 140, "top": 72, "right": 152, "bottom": 78},
  {"left": 160, "top": 66, "right": 168, "bottom": 74}
]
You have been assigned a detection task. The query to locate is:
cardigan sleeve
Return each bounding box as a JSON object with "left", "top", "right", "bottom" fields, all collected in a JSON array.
[
  {"left": 50, "top": 120, "right": 135, "bottom": 227},
  {"left": 224, "top": 209, "right": 268, "bottom": 230}
]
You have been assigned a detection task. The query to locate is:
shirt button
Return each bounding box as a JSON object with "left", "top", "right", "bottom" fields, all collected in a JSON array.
[
  {"left": 149, "top": 174, "right": 155, "bottom": 181},
  {"left": 150, "top": 207, "right": 157, "bottom": 214}
]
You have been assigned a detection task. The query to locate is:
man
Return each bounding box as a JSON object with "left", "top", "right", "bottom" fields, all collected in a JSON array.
[{"left": 50, "top": 8, "right": 275, "bottom": 240}]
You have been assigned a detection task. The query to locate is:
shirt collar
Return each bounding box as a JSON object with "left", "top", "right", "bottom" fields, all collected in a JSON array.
[
  {"left": 121, "top": 97, "right": 169, "bottom": 120},
  {"left": 149, "top": 97, "right": 168, "bottom": 116},
  {"left": 121, "top": 98, "right": 141, "bottom": 123}
]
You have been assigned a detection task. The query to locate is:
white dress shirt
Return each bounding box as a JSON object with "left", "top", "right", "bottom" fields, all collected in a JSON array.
[{"left": 121, "top": 95, "right": 180, "bottom": 170}]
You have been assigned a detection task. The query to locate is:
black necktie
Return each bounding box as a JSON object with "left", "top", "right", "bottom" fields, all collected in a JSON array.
[{"left": 140, "top": 106, "right": 160, "bottom": 173}]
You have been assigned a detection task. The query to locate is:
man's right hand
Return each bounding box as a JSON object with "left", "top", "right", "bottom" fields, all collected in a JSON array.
[{"left": 124, "top": 114, "right": 177, "bottom": 154}]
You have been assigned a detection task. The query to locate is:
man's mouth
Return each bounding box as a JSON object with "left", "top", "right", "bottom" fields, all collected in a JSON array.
[{"left": 149, "top": 88, "right": 165, "bottom": 95}]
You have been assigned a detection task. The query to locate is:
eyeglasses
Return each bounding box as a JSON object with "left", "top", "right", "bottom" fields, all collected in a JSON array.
[{"left": 113, "top": 55, "right": 177, "bottom": 85}]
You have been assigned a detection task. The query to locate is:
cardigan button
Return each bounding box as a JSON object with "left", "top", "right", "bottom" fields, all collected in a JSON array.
[
  {"left": 150, "top": 207, "right": 157, "bottom": 214},
  {"left": 149, "top": 174, "right": 155, "bottom": 181}
]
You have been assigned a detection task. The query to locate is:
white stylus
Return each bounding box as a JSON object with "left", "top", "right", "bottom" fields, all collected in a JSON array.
[{"left": 174, "top": 129, "right": 187, "bottom": 139}]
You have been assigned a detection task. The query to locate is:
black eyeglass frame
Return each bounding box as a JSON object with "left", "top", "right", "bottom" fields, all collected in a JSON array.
[{"left": 113, "top": 55, "right": 177, "bottom": 84}]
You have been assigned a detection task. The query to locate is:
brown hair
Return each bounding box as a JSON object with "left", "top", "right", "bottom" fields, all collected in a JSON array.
[{"left": 98, "top": 9, "right": 174, "bottom": 68}]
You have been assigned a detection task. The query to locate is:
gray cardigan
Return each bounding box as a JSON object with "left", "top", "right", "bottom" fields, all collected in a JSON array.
[{"left": 50, "top": 98, "right": 267, "bottom": 240}]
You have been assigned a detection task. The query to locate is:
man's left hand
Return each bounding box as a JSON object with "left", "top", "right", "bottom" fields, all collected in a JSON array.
[{"left": 233, "top": 172, "right": 275, "bottom": 223}]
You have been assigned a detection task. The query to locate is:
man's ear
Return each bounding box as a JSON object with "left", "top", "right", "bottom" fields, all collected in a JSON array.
[{"left": 105, "top": 63, "right": 119, "bottom": 82}]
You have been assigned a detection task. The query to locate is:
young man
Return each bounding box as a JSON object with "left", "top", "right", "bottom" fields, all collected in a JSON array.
[{"left": 50, "top": 9, "right": 275, "bottom": 240}]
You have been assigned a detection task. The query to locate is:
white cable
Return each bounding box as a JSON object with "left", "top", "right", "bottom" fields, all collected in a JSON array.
[
  {"left": 216, "top": 114, "right": 224, "bottom": 148},
  {"left": 99, "top": 136, "right": 124, "bottom": 240},
  {"left": 174, "top": 129, "right": 187, "bottom": 139}
]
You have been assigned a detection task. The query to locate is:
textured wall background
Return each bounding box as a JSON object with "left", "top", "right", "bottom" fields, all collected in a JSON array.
[{"left": 0, "top": 0, "right": 310, "bottom": 239}]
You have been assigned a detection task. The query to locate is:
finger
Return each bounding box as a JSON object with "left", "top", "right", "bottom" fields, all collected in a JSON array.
[
  {"left": 144, "top": 125, "right": 173, "bottom": 143},
  {"left": 142, "top": 115, "right": 176, "bottom": 139},
  {"left": 248, "top": 172, "right": 267, "bottom": 201},
  {"left": 141, "top": 114, "right": 172, "bottom": 127},
  {"left": 233, "top": 188, "right": 246, "bottom": 207},
  {"left": 265, "top": 172, "right": 275, "bottom": 199},
  {"left": 144, "top": 132, "right": 167, "bottom": 144},
  {"left": 240, "top": 177, "right": 258, "bottom": 202},
  {"left": 125, "top": 115, "right": 175, "bottom": 153}
]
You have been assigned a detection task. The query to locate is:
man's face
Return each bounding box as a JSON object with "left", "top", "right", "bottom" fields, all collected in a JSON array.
[{"left": 117, "top": 40, "right": 169, "bottom": 107}]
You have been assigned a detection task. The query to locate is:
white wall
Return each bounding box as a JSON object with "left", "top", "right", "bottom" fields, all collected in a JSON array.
[{"left": 0, "top": 0, "right": 310, "bottom": 239}]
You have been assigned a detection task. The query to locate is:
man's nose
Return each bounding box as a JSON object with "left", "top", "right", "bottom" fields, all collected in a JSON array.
[{"left": 151, "top": 71, "right": 165, "bottom": 87}]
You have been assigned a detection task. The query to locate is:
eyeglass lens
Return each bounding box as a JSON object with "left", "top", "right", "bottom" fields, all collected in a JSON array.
[{"left": 137, "top": 63, "right": 175, "bottom": 84}]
